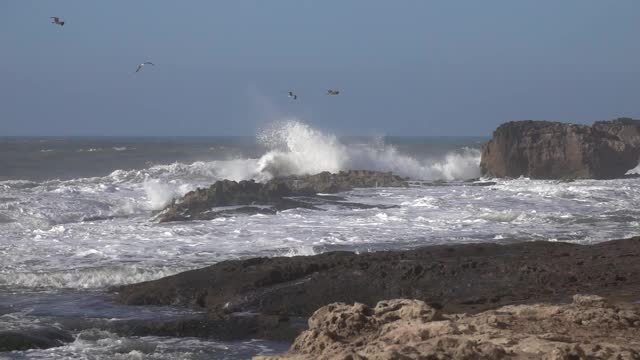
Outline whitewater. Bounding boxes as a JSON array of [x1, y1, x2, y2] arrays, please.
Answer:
[[1, 120, 639, 359]]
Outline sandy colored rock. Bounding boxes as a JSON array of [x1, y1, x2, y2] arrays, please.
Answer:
[[257, 295, 640, 360]]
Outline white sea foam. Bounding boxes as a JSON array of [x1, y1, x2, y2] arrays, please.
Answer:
[[626, 161, 640, 175], [255, 119, 481, 181], [1, 119, 639, 291], [144, 180, 181, 210], [7, 329, 286, 359], [0, 265, 188, 289]]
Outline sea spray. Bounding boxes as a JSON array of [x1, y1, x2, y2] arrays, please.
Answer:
[[144, 180, 179, 210], [256, 119, 348, 178], [255, 119, 481, 180]]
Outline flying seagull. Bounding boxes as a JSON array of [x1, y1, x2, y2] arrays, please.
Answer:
[[50, 17, 65, 26], [288, 91, 298, 100], [135, 62, 155, 73], [326, 89, 340, 96]]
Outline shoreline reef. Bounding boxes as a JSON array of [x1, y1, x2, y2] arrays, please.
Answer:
[[113, 236, 640, 354]]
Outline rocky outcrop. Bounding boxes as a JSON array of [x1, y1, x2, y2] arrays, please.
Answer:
[[0, 326, 74, 352], [256, 295, 640, 360], [116, 236, 640, 337], [594, 117, 640, 148], [158, 170, 407, 222], [480, 118, 640, 179], [273, 170, 408, 194]]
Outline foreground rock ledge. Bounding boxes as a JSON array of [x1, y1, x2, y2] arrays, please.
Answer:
[[256, 295, 640, 360], [480, 118, 640, 179], [116, 237, 640, 340]]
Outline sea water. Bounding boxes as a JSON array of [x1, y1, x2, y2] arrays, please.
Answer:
[[1, 120, 638, 359]]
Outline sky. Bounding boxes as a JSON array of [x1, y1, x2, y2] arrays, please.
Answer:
[[1, 0, 640, 136]]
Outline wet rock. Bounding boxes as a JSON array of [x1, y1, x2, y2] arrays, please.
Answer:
[[0, 326, 74, 352], [116, 237, 640, 329], [273, 170, 408, 194], [480, 118, 640, 179], [157, 179, 315, 222], [107, 314, 306, 342], [256, 295, 640, 359], [158, 170, 407, 222]]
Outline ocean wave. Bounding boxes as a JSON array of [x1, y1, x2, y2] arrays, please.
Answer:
[[0, 265, 188, 289], [255, 119, 481, 181], [0, 119, 482, 224], [1, 120, 480, 194], [10, 329, 285, 359]]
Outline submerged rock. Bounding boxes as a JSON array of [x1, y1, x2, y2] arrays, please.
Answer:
[[0, 326, 74, 352], [158, 170, 407, 222], [480, 118, 640, 179], [256, 295, 640, 359]]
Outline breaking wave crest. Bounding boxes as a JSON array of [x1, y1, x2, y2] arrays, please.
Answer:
[[0, 119, 481, 224], [255, 119, 481, 181]]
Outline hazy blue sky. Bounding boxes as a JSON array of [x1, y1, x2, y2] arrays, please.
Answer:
[[1, 1, 639, 136]]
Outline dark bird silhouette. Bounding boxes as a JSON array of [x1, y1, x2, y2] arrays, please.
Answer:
[[326, 89, 340, 96], [288, 91, 298, 100], [50, 17, 65, 26], [135, 62, 155, 73]]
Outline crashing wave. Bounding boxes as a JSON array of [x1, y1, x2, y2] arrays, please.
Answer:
[[255, 119, 481, 181]]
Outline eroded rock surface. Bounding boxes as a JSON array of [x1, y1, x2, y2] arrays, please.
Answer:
[[116, 237, 640, 329], [257, 295, 640, 360], [158, 170, 407, 222], [480, 118, 640, 179]]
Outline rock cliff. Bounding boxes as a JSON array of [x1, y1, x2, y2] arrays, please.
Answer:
[[480, 118, 640, 179]]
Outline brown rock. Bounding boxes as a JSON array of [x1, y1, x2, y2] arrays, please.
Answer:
[[480, 119, 640, 179], [256, 296, 640, 360]]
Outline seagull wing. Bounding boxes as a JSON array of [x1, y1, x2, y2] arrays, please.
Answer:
[[135, 64, 144, 72], [144, 62, 155, 66], [50, 17, 59, 22]]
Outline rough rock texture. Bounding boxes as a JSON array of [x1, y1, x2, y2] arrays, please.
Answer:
[[158, 170, 407, 222], [480, 118, 640, 179], [116, 236, 640, 339], [273, 170, 408, 194], [0, 326, 74, 352], [593, 117, 640, 148], [256, 295, 640, 360], [105, 314, 306, 342]]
